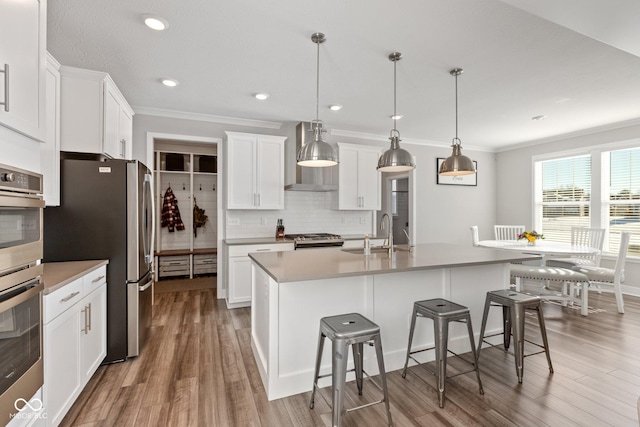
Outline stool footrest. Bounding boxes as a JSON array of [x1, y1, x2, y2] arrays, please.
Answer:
[[312, 369, 387, 412]]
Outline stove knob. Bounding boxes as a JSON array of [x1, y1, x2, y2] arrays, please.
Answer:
[[1, 173, 15, 182]]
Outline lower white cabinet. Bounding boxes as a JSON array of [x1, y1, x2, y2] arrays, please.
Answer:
[[226, 243, 293, 308], [43, 265, 107, 427]]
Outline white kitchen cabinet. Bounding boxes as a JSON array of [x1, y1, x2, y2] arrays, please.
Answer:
[[59, 66, 134, 159], [41, 52, 61, 206], [80, 283, 107, 383], [0, 0, 46, 142], [226, 243, 293, 308], [342, 238, 386, 249], [43, 265, 107, 427], [338, 143, 381, 210], [225, 132, 286, 210]]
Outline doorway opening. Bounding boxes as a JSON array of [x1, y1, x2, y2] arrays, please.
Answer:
[[146, 132, 222, 288], [379, 169, 416, 246]]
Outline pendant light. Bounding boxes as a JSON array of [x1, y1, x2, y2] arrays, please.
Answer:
[[439, 68, 475, 176], [297, 32, 338, 167], [377, 52, 415, 172]]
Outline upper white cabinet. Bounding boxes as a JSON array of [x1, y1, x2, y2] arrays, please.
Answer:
[[225, 132, 285, 210], [41, 52, 61, 206], [338, 143, 381, 210], [59, 66, 134, 159], [0, 0, 47, 142]]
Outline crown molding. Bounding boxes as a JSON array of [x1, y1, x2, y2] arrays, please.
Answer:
[[329, 128, 494, 152], [132, 106, 283, 129]]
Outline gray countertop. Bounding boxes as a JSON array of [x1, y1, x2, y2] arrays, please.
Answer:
[[43, 260, 109, 295], [249, 243, 541, 283]]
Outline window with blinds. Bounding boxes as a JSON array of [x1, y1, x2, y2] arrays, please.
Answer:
[[537, 155, 591, 243], [607, 147, 640, 254]]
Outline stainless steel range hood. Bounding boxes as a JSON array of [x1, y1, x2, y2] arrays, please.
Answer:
[[284, 122, 337, 191]]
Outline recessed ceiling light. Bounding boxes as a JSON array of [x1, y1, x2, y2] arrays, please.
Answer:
[[531, 115, 546, 121], [255, 93, 269, 100], [391, 114, 403, 120], [329, 105, 343, 111], [143, 14, 169, 31], [161, 79, 178, 87]]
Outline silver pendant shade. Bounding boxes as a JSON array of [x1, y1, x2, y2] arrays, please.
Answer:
[[439, 68, 475, 176], [377, 52, 415, 172], [297, 32, 338, 167]]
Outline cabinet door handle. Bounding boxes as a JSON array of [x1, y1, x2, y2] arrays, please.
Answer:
[[60, 291, 80, 303], [87, 303, 92, 332], [81, 305, 88, 334], [256, 248, 271, 252], [257, 193, 261, 207], [91, 275, 105, 283], [0, 64, 8, 112], [120, 139, 126, 158]]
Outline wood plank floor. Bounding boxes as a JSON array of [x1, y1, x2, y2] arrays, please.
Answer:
[[61, 286, 640, 426]]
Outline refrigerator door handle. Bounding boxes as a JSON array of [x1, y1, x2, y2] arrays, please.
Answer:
[[139, 280, 153, 292], [143, 173, 153, 265]]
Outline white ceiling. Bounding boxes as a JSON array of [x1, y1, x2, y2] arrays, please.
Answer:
[[47, 0, 640, 151]]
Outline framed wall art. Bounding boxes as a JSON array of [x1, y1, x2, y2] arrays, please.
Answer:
[[436, 158, 477, 186]]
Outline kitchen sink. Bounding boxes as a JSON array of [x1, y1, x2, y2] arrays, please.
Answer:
[[341, 246, 389, 255]]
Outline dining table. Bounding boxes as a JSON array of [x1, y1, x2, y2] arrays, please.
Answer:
[[476, 239, 600, 265]]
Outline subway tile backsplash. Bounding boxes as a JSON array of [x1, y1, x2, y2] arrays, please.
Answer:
[[226, 191, 373, 238]]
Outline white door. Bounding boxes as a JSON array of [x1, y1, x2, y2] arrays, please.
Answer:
[[81, 286, 107, 383], [359, 149, 381, 210], [103, 87, 120, 158], [228, 256, 252, 304], [338, 145, 360, 209], [227, 135, 257, 209], [256, 138, 284, 210]]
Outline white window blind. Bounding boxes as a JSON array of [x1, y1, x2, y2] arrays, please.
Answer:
[[538, 155, 591, 243], [608, 147, 640, 254]]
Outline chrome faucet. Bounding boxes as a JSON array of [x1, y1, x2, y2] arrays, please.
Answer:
[[380, 213, 393, 256]]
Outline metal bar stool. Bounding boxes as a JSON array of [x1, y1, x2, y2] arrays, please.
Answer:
[[401, 298, 484, 408], [309, 313, 392, 427], [477, 289, 554, 383]]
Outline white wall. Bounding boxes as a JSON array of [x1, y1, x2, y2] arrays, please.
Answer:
[[496, 122, 640, 294]]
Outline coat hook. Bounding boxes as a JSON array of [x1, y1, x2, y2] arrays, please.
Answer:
[[213, 184, 216, 191], [200, 183, 202, 191], [183, 182, 186, 190]]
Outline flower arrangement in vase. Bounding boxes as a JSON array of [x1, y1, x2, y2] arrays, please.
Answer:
[[518, 230, 544, 245]]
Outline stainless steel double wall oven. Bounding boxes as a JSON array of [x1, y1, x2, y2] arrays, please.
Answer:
[[0, 164, 44, 425]]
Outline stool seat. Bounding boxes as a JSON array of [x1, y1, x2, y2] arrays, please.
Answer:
[[310, 313, 392, 427], [320, 313, 380, 341], [402, 298, 483, 408], [415, 298, 470, 317], [485, 289, 542, 305], [478, 289, 553, 383]]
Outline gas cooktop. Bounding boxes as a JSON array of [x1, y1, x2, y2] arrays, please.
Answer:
[[284, 233, 344, 249]]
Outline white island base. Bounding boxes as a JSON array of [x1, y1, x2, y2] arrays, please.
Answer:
[[250, 250, 519, 401]]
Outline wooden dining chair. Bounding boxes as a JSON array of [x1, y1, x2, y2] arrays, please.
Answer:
[[546, 227, 605, 269], [494, 225, 525, 241], [573, 232, 630, 314]]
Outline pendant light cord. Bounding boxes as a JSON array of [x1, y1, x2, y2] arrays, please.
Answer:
[[454, 72, 458, 141], [316, 37, 320, 123], [393, 56, 397, 132]]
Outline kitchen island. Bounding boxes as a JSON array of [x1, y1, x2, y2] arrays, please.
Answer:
[[249, 243, 540, 400]]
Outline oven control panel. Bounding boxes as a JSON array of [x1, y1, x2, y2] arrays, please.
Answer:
[[0, 164, 42, 195]]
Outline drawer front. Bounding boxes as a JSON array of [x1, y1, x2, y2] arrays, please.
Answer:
[[159, 256, 190, 267], [158, 269, 189, 277], [193, 256, 216, 266], [194, 265, 216, 274], [44, 278, 84, 324], [228, 243, 294, 257], [83, 265, 107, 294]]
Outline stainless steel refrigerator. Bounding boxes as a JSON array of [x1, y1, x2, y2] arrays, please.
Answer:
[[44, 157, 154, 363]]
